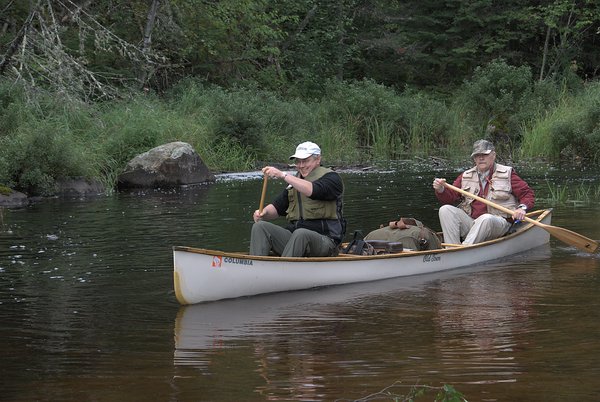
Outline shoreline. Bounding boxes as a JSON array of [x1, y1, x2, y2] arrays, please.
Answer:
[[0, 157, 593, 209]]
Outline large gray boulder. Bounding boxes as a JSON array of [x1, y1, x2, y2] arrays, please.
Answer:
[[0, 188, 29, 208], [117, 142, 215, 189], [57, 177, 105, 197]]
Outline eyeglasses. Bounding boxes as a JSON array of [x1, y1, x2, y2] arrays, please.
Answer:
[[295, 156, 315, 165]]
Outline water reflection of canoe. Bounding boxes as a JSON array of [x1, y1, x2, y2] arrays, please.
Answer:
[[174, 244, 552, 361], [173, 209, 552, 305]]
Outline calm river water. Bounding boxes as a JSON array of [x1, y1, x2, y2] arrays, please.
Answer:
[[1, 162, 600, 401]]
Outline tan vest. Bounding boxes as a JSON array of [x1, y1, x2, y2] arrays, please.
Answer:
[[458, 163, 518, 218], [286, 166, 338, 221]]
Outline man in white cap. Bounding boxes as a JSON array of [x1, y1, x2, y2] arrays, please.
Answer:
[[432, 139, 535, 245], [250, 141, 346, 257]]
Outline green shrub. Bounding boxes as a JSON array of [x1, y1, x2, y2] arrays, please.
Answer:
[[319, 79, 402, 147], [94, 97, 170, 167], [522, 82, 600, 163], [454, 59, 534, 140], [396, 92, 467, 155], [0, 121, 92, 195], [202, 138, 255, 172], [210, 97, 266, 158], [0, 184, 12, 196], [3, 71, 597, 195], [523, 79, 563, 116], [167, 82, 316, 166]]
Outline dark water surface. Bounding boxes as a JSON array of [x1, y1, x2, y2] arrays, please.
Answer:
[[1, 165, 600, 401]]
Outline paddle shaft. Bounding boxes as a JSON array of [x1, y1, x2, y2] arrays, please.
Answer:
[[441, 181, 532, 223], [258, 174, 268, 214], [441, 181, 599, 253]]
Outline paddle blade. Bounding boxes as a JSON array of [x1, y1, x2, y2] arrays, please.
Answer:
[[544, 224, 599, 253]]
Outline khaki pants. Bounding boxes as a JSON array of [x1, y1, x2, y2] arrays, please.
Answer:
[[249, 221, 337, 257], [439, 205, 510, 245]]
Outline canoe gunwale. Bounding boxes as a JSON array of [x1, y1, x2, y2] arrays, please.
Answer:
[[173, 209, 552, 262]]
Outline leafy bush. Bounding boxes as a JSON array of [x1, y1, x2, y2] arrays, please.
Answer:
[[551, 86, 600, 162], [454, 59, 534, 140], [0, 121, 92, 195], [0, 83, 100, 195], [94, 97, 170, 167], [209, 94, 266, 158], [316, 81, 471, 159], [522, 82, 600, 163], [320, 79, 401, 118], [2, 72, 598, 197], [316, 79, 412, 161], [396, 92, 467, 155], [167, 81, 315, 165], [523, 79, 563, 116]]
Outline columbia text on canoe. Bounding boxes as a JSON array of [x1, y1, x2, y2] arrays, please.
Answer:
[[211, 256, 254, 267]]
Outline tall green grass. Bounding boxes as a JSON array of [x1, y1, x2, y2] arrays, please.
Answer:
[[521, 81, 600, 161], [539, 181, 600, 205], [1, 69, 600, 196], [545, 181, 570, 204]]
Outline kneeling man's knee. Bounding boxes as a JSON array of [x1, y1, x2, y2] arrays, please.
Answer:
[[439, 204, 455, 217], [476, 213, 495, 223]]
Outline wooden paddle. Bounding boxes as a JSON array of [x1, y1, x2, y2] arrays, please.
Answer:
[[258, 174, 268, 214], [441, 181, 599, 253]]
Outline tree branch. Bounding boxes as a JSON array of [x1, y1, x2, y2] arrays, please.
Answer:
[[0, 1, 40, 76], [280, 5, 318, 53]]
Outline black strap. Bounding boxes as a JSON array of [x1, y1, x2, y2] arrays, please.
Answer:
[[342, 230, 364, 254], [296, 189, 304, 221], [398, 217, 430, 251]]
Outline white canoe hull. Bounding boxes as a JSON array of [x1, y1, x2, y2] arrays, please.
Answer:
[[174, 209, 552, 304]]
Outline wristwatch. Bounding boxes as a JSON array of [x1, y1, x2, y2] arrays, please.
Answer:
[[518, 204, 527, 210]]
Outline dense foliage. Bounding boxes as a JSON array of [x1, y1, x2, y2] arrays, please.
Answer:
[[2, 0, 599, 94], [1, 0, 599, 195]]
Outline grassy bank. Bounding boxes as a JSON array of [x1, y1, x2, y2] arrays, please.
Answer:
[[1, 60, 599, 196], [537, 181, 600, 206]]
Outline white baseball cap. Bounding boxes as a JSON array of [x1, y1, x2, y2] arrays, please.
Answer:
[[289, 141, 321, 159]]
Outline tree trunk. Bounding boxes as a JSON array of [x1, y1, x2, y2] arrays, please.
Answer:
[[280, 5, 317, 53], [142, 0, 161, 54], [539, 25, 551, 81], [272, 5, 317, 80], [139, 0, 161, 86]]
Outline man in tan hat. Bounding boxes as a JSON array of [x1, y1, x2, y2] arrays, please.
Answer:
[[432, 139, 534, 245], [249, 141, 346, 257]]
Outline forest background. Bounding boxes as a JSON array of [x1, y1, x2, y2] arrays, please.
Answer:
[[1, 0, 599, 196]]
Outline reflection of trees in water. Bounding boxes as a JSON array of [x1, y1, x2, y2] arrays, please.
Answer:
[[431, 255, 552, 382], [254, 341, 327, 401]]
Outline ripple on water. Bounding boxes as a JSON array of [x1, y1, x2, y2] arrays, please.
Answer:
[[1, 171, 600, 402]]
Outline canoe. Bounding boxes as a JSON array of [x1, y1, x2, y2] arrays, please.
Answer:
[[173, 209, 552, 305], [175, 244, 553, 360]]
